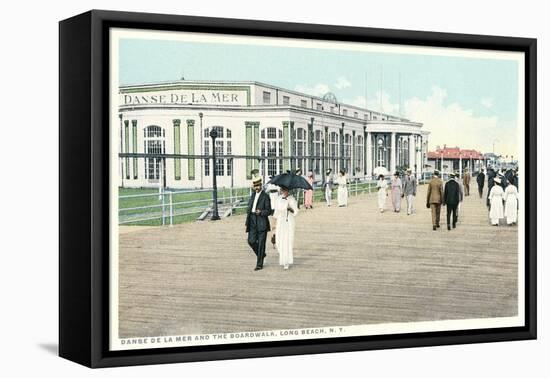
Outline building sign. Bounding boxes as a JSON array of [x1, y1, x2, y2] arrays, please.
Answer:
[[120, 88, 250, 106]]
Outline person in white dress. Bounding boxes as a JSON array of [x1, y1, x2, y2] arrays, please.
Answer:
[[376, 174, 388, 213], [488, 177, 505, 226], [273, 186, 299, 270], [504, 183, 518, 225], [324, 169, 333, 207], [336, 170, 348, 207]]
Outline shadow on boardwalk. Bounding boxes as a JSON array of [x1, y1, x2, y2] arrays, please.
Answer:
[[118, 182, 518, 338]]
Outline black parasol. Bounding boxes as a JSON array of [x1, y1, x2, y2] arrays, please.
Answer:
[[268, 171, 313, 190]]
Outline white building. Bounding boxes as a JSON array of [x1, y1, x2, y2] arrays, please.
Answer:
[[118, 80, 430, 189]]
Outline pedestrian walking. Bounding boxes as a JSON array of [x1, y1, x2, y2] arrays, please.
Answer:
[[443, 173, 461, 230], [463, 169, 471, 196], [336, 170, 348, 207], [391, 172, 402, 212], [304, 171, 314, 209], [273, 186, 299, 270], [402, 168, 417, 215], [324, 168, 333, 207], [426, 170, 444, 230], [488, 177, 505, 226], [245, 176, 273, 271], [504, 182, 518, 225], [377, 174, 388, 213], [476, 169, 485, 198]]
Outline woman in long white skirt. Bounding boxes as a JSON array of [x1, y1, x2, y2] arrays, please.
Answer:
[[390, 172, 402, 212], [274, 186, 299, 270], [488, 178, 504, 226], [324, 169, 333, 207], [376, 174, 388, 213], [504, 183, 518, 225], [336, 170, 348, 207]]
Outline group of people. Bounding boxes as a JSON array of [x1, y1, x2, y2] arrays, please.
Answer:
[[244, 165, 520, 271], [376, 168, 418, 214], [244, 167, 351, 271], [425, 170, 464, 231], [485, 167, 519, 226], [424, 166, 519, 230], [323, 168, 349, 207]]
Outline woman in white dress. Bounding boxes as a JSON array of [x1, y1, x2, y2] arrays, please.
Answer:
[[376, 174, 388, 213], [336, 170, 348, 207], [504, 183, 518, 225], [324, 169, 333, 207], [273, 186, 299, 270], [488, 177, 505, 226], [390, 172, 402, 212]]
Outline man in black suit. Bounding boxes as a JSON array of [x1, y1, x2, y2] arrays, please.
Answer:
[[476, 169, 485, 198], [245, 176, 273, 271], [443, 173, 461, 230]]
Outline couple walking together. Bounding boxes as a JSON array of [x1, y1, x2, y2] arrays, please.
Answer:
[[245, 176, 298, 271]]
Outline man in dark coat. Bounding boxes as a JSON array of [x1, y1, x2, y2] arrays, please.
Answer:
[[476, 169, 485, 198], [426, 170, 444, 230], [443, 173, 461, 230], [462, 169, 471, 196], [499, 169, 508, 189], [245, 176, 273, 271]]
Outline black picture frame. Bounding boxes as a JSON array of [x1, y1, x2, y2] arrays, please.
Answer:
[[59, 9, 537, 368]]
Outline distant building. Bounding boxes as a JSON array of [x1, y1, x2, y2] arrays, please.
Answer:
[[426, 145, 485, 175], [118, 80, 430, 189]]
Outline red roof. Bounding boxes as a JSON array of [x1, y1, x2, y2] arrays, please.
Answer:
[[427, 146, 484, 160]]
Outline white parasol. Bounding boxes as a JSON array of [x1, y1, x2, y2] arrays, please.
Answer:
[[373, 166, 389, 177]]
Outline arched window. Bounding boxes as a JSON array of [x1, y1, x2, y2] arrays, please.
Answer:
[[329, 131, 339, 173], [313, 130, 322, 175], [294, 127, 307, 173], [203, 126, 232, 177], [143, 125, 165, 181], [376, 135, 389, 168], [397, 136, 409, 168], [397, 137, 403, 166], [404, 138, 409, 168], [343, 133, 352, 173], [261, 127, 283, 177], [355, 135, 364, 174]]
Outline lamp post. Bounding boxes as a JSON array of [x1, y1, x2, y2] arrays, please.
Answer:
[[210, 128, 220, 220]]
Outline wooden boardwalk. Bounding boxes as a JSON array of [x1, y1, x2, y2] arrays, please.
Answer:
[[118, 182, 518, 338]]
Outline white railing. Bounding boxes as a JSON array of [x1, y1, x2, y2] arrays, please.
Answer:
[[119, 176, 426, 226], [119, 187, 252, 225]]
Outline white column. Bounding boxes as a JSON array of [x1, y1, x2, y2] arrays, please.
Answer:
[[390, 132, 396, 174], [459, 157, 462, 178], [419, 136, 423, 175], [409, 134, 415, 171], [366, 132, 372, 177]]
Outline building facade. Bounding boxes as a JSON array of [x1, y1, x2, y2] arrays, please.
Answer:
[[118, 81, 430, 189], [426, 146, 485, 176]]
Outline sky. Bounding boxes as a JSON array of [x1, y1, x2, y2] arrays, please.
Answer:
[[119, 38, 521, 157]]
